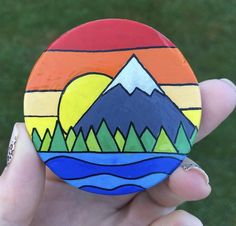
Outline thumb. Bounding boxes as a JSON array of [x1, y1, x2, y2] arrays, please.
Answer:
[[0, 123, 45, 226]]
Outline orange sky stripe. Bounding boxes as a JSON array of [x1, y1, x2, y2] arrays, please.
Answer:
[[26, 48, 197, 91]]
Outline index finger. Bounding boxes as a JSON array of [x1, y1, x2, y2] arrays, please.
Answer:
[[196, 79, 236, 142]]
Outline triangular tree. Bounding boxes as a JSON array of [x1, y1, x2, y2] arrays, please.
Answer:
[[175, 123, 191, 154], [32, 128, 41, 151], [86, 128, 101, 152], [72, 130, 88, 152], [141, 128, 156, 152], [114, 129, 125, 151], [66, 127, 76, 151], [50, 121, 68, 152], [123, 124, 144, 152], [153, 128, 177, 153], [40, 129, 52, 152], [96, 121, 119, 152], [190, 127, 198, 145]]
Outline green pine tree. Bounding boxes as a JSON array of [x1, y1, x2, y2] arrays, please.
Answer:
[[175, 124, 191, 154], [141, 128, 156, 152], [66, 127, 76, 151], [123, 124, 144, 152], [190, 127, 198, 145], [40, 129, 52, 152], [114, 129, 125, 151], [72, 131, 88, 152], [50, 121, 68, 152], [86, 128, 101, 152], [96, 121, 119, 152], [32, 128, 41, 151], [153, 128, 177, 153]]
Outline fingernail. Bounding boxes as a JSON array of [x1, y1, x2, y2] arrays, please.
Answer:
[[7, 124, 19, 166], [181, 158, 209, 184], [220, 78, 236, 93]]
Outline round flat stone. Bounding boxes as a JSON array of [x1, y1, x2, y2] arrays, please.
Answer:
[[24, 19, 202, 195]]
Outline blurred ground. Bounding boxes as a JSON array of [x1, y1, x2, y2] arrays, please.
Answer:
[[0, 1, 235, 225]]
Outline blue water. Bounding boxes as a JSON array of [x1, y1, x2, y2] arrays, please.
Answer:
[[39, 153, 186, 195]]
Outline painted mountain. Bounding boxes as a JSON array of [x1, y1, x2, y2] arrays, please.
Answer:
[[74, 55, 196, 152]]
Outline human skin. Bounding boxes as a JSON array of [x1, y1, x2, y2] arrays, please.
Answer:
[[0, 79, 235, 226]]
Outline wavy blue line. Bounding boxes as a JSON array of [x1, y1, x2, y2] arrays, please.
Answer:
[[63, 172, 167, 180], [80, 184, 144, 195], [65, 173, 167, 189], [46, 156, 181, 179]]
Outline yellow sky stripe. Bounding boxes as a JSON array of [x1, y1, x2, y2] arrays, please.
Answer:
[[24, 92, 61, 116], [25, 117, 58, 137], [161, 86, 201, 109], [24, 85, 201, 116]]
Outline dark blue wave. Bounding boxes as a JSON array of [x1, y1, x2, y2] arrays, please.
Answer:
[[46, 156, 181, 180], [79, 184, 145, 195], [65, 173, 167, 190], [45, 155, 182, 167], [39, 152, 186, 165]]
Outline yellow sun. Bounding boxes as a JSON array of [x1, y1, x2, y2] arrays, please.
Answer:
[[59, 74, 112, 132]]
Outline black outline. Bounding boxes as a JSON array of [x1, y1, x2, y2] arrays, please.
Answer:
[[47, 45, 176, 53], [38, 151, 186, 155], [43, 155, 184, 166], [78, 184, 145, 191], [24, 115, 58, 118], [25, 90, 62, 93], [63, 172, 170, 181], [159, 83, 198, 86], [180, 107, 202, 111]]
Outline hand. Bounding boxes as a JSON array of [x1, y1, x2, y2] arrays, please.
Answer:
[[0, 79, 235, 226]]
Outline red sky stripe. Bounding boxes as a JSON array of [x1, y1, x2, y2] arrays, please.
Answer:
[[47, 19, 175, 51]]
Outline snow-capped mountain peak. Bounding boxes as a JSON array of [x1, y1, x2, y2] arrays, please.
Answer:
[[103, 55, 163, 95]]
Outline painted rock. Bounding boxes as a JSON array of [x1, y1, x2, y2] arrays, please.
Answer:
[[24, 19, 202, 195]]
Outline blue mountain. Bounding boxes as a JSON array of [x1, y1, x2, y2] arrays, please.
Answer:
[[74, 55, 195, 141]]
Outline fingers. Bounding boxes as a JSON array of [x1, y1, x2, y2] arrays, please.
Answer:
[[150, 210, 203, 226], [196, 79, 236, 142], [122, 158, 210, 225], [0, 123, 45, 226], [146, 158, 211, 208]]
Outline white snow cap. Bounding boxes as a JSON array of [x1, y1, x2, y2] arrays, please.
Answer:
[[103, 55, 163, 95]]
